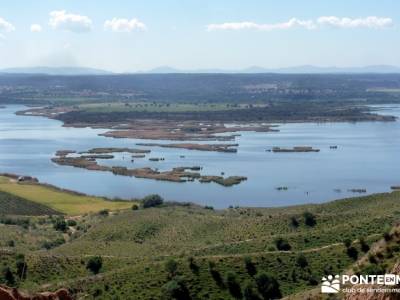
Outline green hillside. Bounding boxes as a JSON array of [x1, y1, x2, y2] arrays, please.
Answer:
[[1, 191, 399, 299]]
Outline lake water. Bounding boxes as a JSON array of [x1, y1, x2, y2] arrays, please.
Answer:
[[1, 105, 399, 208]]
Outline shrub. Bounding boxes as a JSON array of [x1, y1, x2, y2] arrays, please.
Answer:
[[2, 267, 14, 285], [208, 261, 224, 287], [86, 256, 103, 274], [142, 194, 164, 208], [290, 216, 299, 228], [131, 204, 139, 210], [243, 281, 261, 300], [165, 259, 178, 278], [343, 238, 352, 248], [66, 219, 77, 227], [308, 274, 319, 286], [225, 271, 242, 299], [296, 254, 308, 268], [274, 237, 291, 251], [7, 240, 15, 247], [383, 232, 392, 241], [360, 263, 385, 275], [303, 211, 316, 227], [98, 209, 109, 216], [161, 276, 191, 300], [188, 257, 199, 274], [359, 237, 370, 253], [15, 254, 27, 279], [368, 254, 378, 264], [244, 256, 257, 276], [255, 272, 282, 300], [346, 246, 359, 260], [42, 238, 65, 250], [53, 218, 67, 232]]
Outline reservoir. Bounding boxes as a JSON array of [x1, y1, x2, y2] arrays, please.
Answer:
[[1, 104, 399, 208]]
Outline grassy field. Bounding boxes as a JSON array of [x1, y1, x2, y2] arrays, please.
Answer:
[[1, 190, 400, 299], [0, 176, 133, 215], [0, 190, 60, 216]]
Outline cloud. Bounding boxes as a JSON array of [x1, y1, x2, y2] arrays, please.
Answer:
[[104, 18, 146, 32], [207, 18, 315, 31], [0, 17, 15, 32], [30, 24, 42, 33], [317, 16, 393, 29], [49, 10, 92, 33], [207, 16, 393, 31]]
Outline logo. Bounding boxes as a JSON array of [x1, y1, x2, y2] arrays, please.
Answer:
[[321, 275, 340, 294]]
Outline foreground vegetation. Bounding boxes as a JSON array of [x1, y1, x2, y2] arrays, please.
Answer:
[[1, 183, 400, 299], [0, 176, 132, 215]]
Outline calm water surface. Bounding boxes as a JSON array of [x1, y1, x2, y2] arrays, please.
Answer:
[[0, 105, 399, 208]]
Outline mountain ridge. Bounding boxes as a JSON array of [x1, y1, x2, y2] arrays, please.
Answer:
[[2, 65, 400, 75]]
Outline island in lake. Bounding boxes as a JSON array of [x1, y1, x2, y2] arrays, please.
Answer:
[[52, 147, 247, 186]]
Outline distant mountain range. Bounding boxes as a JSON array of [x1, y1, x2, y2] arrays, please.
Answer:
[[0, 66, 113, 75], [2, 65, 400, 75], [144, 65, 400, 74]]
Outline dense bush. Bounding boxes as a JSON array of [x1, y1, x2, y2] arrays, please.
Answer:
[[296, 254, 308, 268], [244, 256, 257, 276], [161, 276, 191, 300], [165, 259, 178, 278], [86, 256, 103, 274], [255, 272, 281, 300], [243, 280, 261, 300], [225, 271, 242, 299], [1, 267, 14, 286], [66, 219, 77, 227], [142, 194, 164, 208], [274, 237, 291, 251], [53, 218, 67, 232], [346, 246, 359, 260], [303, 211, 316, 227]]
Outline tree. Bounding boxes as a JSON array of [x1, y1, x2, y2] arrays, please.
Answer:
[[161, 276, 191, 300], [86, 256, 103, 274], [290, 216, 299, 228], [295, 254, 308, 268], [2, 267, 14, 285], [16, 254, 27, 279], [343, 238, 352, 248], [53, 218, 67, 232], [98, 209, 109, 216], [244, 256, 257, 276], [188, 257, 199, 275], [225, 271, 242, 299], [165, 259, 178, 278], [243, 281, 261, 300], [66, 219, 77, 227], [275, 237, 291, 251], [142, 194, 164, 208], [303, 211, 316, 227], [255, 272, 282, 300], [359, 237, 370, 253], [208, 261, 224, 287], [347, 246, 359, 260]]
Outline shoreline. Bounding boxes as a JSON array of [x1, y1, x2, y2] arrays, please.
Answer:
[[1, 172, 398, 212]]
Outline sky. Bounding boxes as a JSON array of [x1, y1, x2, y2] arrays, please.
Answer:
[[0, 0, 399, 72]]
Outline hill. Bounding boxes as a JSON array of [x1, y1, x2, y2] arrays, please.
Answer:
[[0, 191, 399, 299]]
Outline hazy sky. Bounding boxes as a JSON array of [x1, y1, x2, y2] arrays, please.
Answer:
[[0, 0, 399, 72]]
